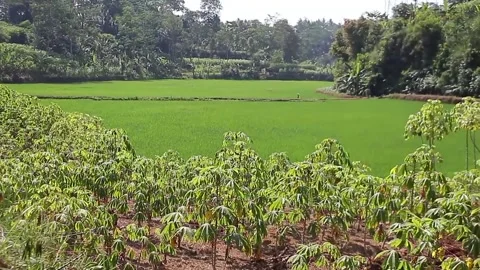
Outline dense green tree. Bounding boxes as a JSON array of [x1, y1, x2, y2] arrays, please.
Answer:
[[0, 0, 7, 21], [296, 19, 340, 64], [331, 0, 480, 97], [200, 0, 222, 56], [392, 2, 416, 19], [99, 0, 121, 34], [32, 0, 80, 56], [276, 20, 300, 63], [4, 0, 32, 24], [0, 0, 338, 82]]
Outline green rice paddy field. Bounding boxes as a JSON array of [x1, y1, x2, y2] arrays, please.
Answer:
[[9, 80, 333, 99], [10, 80, 476, 176]]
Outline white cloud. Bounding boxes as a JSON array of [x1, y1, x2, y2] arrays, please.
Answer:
[[184, 0, 442, 23]]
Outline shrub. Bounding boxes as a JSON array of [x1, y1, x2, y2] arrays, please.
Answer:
[[0, 21, 32, 44]]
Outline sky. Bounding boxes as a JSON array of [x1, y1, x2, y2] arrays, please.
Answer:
[[184, 0, 441, 24]]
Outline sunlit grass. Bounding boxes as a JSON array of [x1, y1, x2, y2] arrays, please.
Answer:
[[40, 98, 472, 176], [11, 79, 333, 99]]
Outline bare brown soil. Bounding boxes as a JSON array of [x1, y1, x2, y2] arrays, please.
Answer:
[[114, 212, 466, 270]]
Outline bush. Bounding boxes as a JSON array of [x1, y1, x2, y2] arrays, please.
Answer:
[[331, 1, 480, 97], [184, 58, 334, 81], [0, 43, 126, 82], [0, 21, 32, 44]]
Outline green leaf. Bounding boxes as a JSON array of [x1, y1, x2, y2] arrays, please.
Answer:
[[389, 238, 403, 248], [123, 262, 136, 270], [194, 223, 215, 243], [287, 254, 309, 270]]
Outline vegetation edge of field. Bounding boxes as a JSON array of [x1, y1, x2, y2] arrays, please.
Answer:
[[32, 95, 333, 102]]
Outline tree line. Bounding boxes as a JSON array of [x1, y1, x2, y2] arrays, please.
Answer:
[[331, 0, 480, 97], [3, 0, 480, 97], [0, 0, 339, 82]]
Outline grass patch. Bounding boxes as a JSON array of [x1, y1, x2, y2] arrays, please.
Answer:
[[9, 79, 333, 99], [40, 98, 475, 176]]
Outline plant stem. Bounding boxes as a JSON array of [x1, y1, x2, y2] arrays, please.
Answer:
[[224, 244, 230, 270], [302, 219, 306, 243], [363, 207, 368, 253], [381, 234, 388, 250], [212, 240, 216, 270], [467, 130, 470, 171], [471, 130, 478, 169], [411, 163, 416, 211], [275, 230, 279, 257]]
